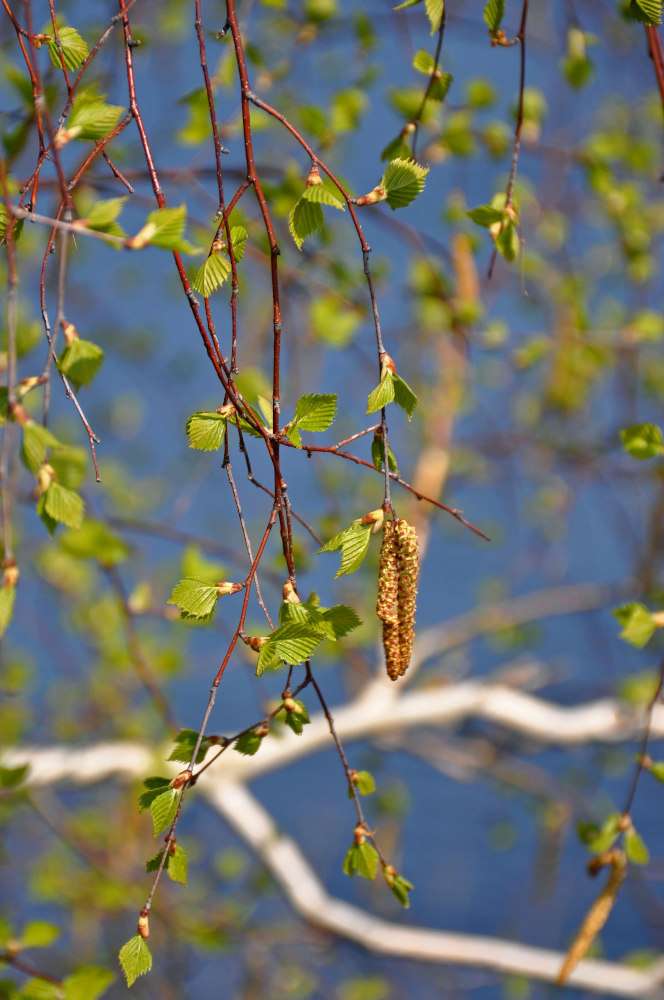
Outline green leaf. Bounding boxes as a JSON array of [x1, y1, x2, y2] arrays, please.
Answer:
[[467, 204, 506, 227], [412, 49, 435, 74], [371, 435, 398, 473], [168, 844, 188, 884], [285, 392, 337, 447], [67, 93, 124, 141], [0, 205, 24, 243], [230, 225, 248, 262], [289, 198, 324, 250], [168, 729, 211, 765], [621, 423, 664, 460], [271, 622, 326, 663], [367, 373, 396, 414], [150, 788, 178, 836], [284, 700, 311, 735], [59, 520, 129, 565], [355, 771, 376, 796], [49, 445, 87, 490], [318, 522, 373, 578], [234, 730, 263, 756], [613, 603, 657, 648], [167, 578, 220, 621], [343, 842, 379, 879], [40, 482, 84, 530], [185, 411, 228, 451], [380, 135, 413, 162], [57, 339, 104, 390], [301, 185, 346, 211], [118, 936, 152, 988], [484, 0, 505, 33], [85, 196, 127, 237], [62, 966, 115, 1000], [392, 374, 418, 419], [387, 872, 414, 907], [393, 0, 423, 9], [320, 604, 362, 639], [20, 922, 60, 949], [580, 812, 621, 853], [624, 826, 650, 865], [0, 583, 16, 638], [138, 776, 172, 811], [424, 0, 444, 32], [192, 253, 231, 297], [145, 205, 198, 253], [627, 0, 662, 23], [21, 423, 61, 474], [495, 221, 520, 262], [381, 159, 429, 210], [256, 642, 284, 676], [47, 26, 89, 70], [0, 764, 29, 787], [649, 761, 664, 782]]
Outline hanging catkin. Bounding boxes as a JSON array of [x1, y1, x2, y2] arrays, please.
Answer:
[[376, 518, 419, 680]]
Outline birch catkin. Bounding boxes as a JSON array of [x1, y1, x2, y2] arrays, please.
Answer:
[[377, 518, 419, 681]]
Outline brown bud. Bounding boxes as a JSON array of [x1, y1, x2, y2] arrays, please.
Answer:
[[306, 163, 323, 187], [172, 770, 190, 790], [216, 404, 236, 419], [283, 696, 298, 713], [216, 581, 243, 596], [354, 823, 367, 845], [356, 186, 387, 207], [282, 579, 300, 604], [379, 352, 397, 378], [2, 564, 19, 590], [137, 914, 150, 939], [124, 222, 157, 250], [254, 722, 270, 738], [62, 320, 78, 346], [211, 238, 227, 254]]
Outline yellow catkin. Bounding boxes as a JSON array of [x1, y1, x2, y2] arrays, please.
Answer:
[[557, 850, 626, 986], [377, 519, 400, 680], [376, 518, 419, 681], [395, 519, 418, 677]]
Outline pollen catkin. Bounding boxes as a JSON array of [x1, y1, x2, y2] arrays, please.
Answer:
[[376, 517, 419, 681], [395, 519, 418, 678]]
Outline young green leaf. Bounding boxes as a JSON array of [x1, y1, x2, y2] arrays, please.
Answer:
[[191, 254, 231, 297], [289, 198, 324, 250], [484, 0, 505, 33], [380, 134, 413, 162], [168, 844, 188, 885], [84, 197, 128, 237], [343, 842, 379, 879], [301, 185, 346, 211], [20, 921, 60, 948], [59, 520, 129, 565], [234, 730, 264, 756], [624, 826, 650, 865], [393, 0, 423, 9], [145, 205, 199, 253], [467, 204, 506, 227], [367, 373, 396, 414], [22, 422, 61, 474], [0, 763, 29, 787], [0, 205, 24, 243], [285, 392, 338, 446], [613, 603, 657, 648], [392, 374, 418, 419], [185, 411, 228, 451], [354, 771, 376, 796], [318, 522, 373, 578], [495, 221, 520, 262], [118, 935, 152, 988], [47, 26, 89, 70], [269, 622, 326, 663], [57, 339, 104, 390], [621, 423, 664, 460], [62, 966, 115, 1000], [167, 578, 220, 621], [255, 641, 284, 676], [150, 788, 178, 836], [425, 0, 444, 31], [381, 159, 429, 210], [627, 0, 662, 23], [138, 777, 173, 812], [230, 225, 248, 262], [167, 729, 211, 765], [284, 700, 310, 735], [649, 761, 664, 782], [371, 434, 398, 473], [320, 604, 362, 639], [0, 581, 16, 638], [386, 871, 414, 907], [38, 481, 84, 531], [580, 812, 621, 854], [67, 93, 124, 141]]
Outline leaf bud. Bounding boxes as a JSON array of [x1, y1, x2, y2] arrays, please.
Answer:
[[124, 222, 157, 250], [255, 722, 270, 738], [282, 579, 300, 603], [216, 581, 242, 596], [2, 563, 19, 590], [306, 163, 323, 187], [62, 320, 79, 346], [211, 237, 227, 254], [37, 463, 56, 495], [283, 696, 298, 713], [379, 352, 397, 379], [137, 914, 150, 939], [360, 508, 385, 534], [356, 185, 387, 207], [353, 822, 367, 845], [216, 403, 236, 419], [172, 770, 190, 790], [246, 636, 269, 652], [30, 33, 51, 47]]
